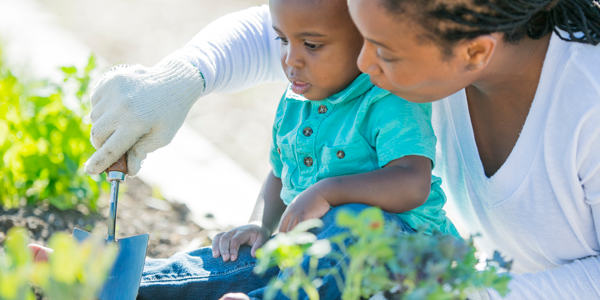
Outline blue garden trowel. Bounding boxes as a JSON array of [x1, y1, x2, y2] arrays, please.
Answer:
[[74, 155, 149, 300]]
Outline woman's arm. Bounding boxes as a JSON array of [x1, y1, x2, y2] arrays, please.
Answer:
[[489, 255, 600, 300], [86, 5, 284, 175], [175, 4, 286, 95]]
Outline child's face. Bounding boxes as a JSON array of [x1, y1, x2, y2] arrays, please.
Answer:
[[270, 0, 364, 100]]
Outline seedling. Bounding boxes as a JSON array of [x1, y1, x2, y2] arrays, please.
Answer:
[[0, 227, 117, 300], [255, 208, 511, 300]]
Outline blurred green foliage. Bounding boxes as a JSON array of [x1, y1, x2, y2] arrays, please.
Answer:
[[0, 228, 34, 300], [0, 227, 116, 300], [335, 207, 511, 300], [255, 219, 332, 300], [0, 50, 108, 211], [256, 208, 511, 300]]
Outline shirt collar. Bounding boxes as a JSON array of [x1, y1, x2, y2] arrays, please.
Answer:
[[326, 73, 373, 104], [285, 73, 374, 104]]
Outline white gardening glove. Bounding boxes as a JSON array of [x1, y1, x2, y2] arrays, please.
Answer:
[[85, 55, 205, 176]]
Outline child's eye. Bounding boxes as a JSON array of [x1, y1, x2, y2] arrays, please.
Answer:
[[304, 42, 323, 50], [275, 36, 289, 45]]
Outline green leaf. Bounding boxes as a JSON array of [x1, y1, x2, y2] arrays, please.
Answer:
[[0, 51, 108, 211], [85, 54, 97, 73], [61, 66, 77, 75], [307, 240, 331, 258], [290, 219, 323, 234], [5, 227, 32, 266]]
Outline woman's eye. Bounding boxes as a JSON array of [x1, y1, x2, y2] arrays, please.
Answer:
[[304, 42, 323, 50], [376, 50, 396, 63], [275, 36, 289, 45]]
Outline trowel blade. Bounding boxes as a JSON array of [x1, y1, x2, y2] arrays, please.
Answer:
[[73, 228, 95, 242], [73, 228, 149, 300]]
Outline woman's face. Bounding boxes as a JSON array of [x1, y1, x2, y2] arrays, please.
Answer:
[[348, 0, 478, 103]]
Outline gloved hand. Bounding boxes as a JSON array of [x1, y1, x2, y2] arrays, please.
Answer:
[[85, 55, 205, 176]]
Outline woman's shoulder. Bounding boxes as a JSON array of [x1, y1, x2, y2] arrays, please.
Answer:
[[554, 36, 600, 104], [542, 37, 600, 152]]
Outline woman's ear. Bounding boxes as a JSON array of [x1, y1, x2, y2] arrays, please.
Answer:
[[457, 34, 498, 72]]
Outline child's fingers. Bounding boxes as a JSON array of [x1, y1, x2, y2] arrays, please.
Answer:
[[219, 231, 236, 261], [212, 232, 224, 258], [229, 231, 250, 262], [27, 244, 53, 263], [278, 218, 288, 233], [286, 216, 299, 233], [278, 211, 291, 233], [250, 240, 264, 258]]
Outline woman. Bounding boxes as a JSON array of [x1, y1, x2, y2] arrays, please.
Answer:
[[83, 0, 600, 299]]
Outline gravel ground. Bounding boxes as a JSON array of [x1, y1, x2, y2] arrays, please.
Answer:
[[37, 0, 288, 180], [0, 177, 221, 259]]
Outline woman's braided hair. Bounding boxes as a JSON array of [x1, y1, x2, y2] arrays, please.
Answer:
[[382, 0, 600, 50]]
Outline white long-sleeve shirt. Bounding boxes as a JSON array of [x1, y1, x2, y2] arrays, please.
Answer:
[[173, 5, 600, 299]]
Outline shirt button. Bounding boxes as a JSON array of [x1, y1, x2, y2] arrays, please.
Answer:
[[303, 127, 313, 137], [318, 105, 328, 114], [277, 148, 281, 155], [304, 156, 313, 167], [337, 150, 345, 159]]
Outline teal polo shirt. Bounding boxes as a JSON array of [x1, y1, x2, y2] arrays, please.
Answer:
[[269, 73, 458, 236]]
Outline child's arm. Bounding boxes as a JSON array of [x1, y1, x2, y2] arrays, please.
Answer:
[[212, 171, 286, 261], [250, 172, 288, 235], [278, 155, 431, 233]]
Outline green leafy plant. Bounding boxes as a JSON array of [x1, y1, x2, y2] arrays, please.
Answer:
[[0, 51, 108, 211], [0, 227, 117, 300], [254, 219, 332, 300], [256, 208, 511, 300], [0, 228, 34, 300], [335, 207, 511, 300]]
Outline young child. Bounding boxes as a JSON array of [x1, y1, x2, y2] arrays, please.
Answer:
[[212, 0, 458, 264]]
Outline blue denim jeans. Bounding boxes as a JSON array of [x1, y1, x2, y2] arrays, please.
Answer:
[[138, 204, 414, 300]]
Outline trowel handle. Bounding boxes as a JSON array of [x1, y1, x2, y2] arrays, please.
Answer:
[[106, 154, 127, 243], [107, 154, 128, 174], [106, 154, 127, 183]]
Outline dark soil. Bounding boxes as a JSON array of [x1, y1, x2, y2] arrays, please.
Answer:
[[0, 177, 220, 259]]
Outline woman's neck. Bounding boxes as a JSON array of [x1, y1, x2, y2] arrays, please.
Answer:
[[464, 33, 551, 177], [469, 34, 552, 103]]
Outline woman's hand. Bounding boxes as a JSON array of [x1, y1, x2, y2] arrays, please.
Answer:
[[212, 223, 270, 261], [85, 56, 205, 176], [278, 185, 331, 233]]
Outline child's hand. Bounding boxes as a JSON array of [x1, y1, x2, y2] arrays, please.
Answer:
[[212, 224, 270, 261], [278, 187, 331, 233]]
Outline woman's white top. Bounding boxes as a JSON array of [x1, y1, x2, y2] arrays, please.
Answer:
[[433, 33, 600, 299], [174, 5, 600, 299]]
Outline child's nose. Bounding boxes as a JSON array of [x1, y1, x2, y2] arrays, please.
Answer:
[[284, 47, 305, 69]]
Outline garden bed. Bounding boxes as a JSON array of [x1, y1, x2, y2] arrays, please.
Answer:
[[0, 177, 223, 259]]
